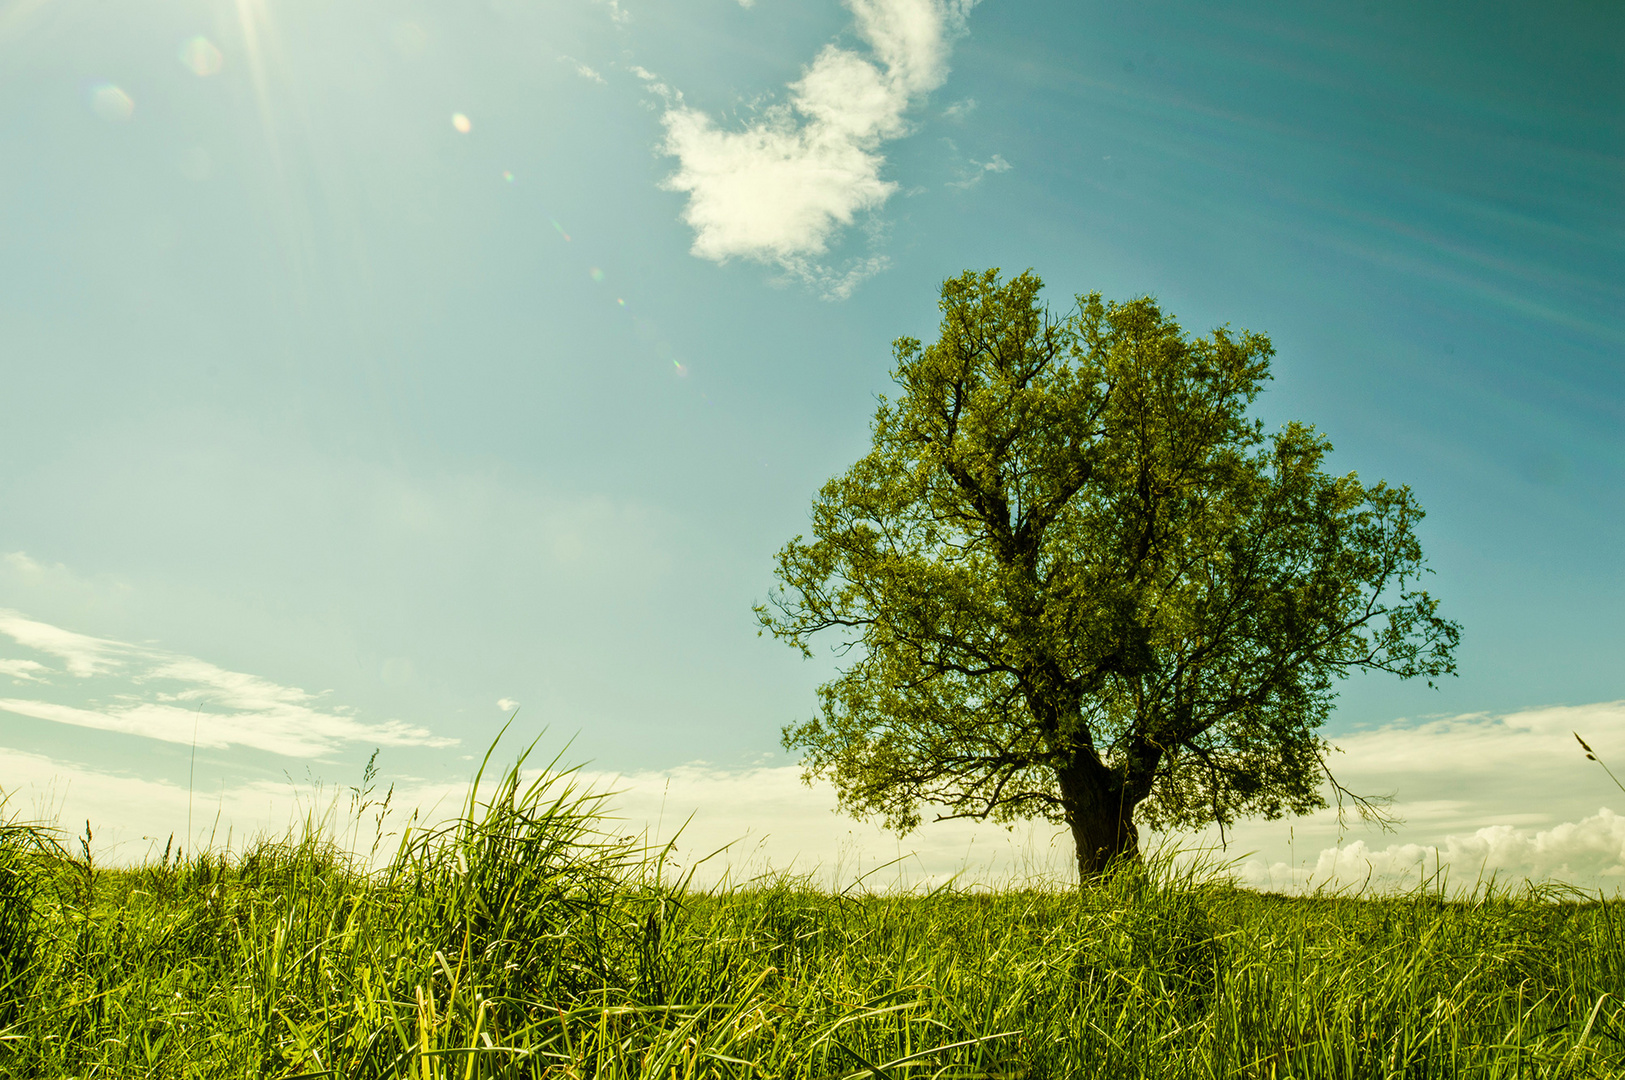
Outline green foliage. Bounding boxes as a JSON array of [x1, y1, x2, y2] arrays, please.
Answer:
[[0, 751, 1621, 1077], [0, 820, 54, 1029], [759, 268, 1461, 873]]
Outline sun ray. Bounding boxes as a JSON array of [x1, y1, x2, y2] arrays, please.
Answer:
[[230, 0, 323, 313]]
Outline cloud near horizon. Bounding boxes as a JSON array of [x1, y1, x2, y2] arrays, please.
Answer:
[[600, 703, 1625, 891], [2, 665, 1621, 892], [655, 0, 975, 296], [0, 609, 454, 759], [1310, 809, 1625, 886], [7, 720, 1625, 892]]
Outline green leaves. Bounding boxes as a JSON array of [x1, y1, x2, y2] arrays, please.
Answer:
[[761, 269, 1460, 873]]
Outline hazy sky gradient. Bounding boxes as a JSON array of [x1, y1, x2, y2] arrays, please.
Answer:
[[1, 0, 1620, 884]]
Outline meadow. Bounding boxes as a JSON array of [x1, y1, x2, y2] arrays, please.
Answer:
[[0, 744, 1620, 1078]]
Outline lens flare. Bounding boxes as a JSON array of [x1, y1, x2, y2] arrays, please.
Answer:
[[91, 83, 134, 121], [501, 170, 514, 182], [673, 361, 688, 377], [551, 219, 571, 241], [179, 36, 224, 76], [589, 268, 604, 282], [451, 112, 472, 133]]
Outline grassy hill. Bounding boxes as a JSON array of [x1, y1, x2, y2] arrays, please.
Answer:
[[0, 751, 1620, 1078]]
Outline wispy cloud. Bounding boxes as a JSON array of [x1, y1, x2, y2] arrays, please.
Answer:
[[655, 0, 975, 296], [0, 659, 48, 682], [561, 56, 606, 84], [1326, 701, 1625, 791], [947, 152, 1010, 189], [594, 0, 630, 25], [0, 610, 131, 677], [0, 609, 453, 758]]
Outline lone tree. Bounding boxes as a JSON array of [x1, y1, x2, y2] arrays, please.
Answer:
[[758, 269, 1460, 879]]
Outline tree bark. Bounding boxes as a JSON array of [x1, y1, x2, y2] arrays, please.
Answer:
[[1056, 753, 1140, 879]]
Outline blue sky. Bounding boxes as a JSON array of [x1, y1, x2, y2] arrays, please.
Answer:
[[1, 0, 1621, 885]]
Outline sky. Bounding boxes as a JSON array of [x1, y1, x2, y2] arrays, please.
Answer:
[[0, 0, 1621, 890]]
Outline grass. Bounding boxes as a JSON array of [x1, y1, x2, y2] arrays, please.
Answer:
[[0, 739, 1621, 1078]]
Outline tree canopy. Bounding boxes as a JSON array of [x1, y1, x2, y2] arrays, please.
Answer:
[[758, 269, 1460, 878]]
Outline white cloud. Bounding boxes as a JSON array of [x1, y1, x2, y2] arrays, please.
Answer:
[[496, 698, 519, 712], [0, 610, 132, 677], [594, 762, 1082, 888], [777, 252, 893, 301], [0, 659, 48, 682], [595, 0, 630, 25], [602, 707, 1625, 892], [947, 151, 1010, 189], [1221, 811, 1625, 895], [8, 687, 1624, 893], [1192, 701, 1625, 893], [3, 552, 43, 575], [0, 742, 476, 862], [0, 609, 454, 758], [1311, 701, 1625, 829], [561, 56, 606, 83], [600, 701, 1625, 891], [657, 0, 975, 293], [1316, 810, 1625, 883]]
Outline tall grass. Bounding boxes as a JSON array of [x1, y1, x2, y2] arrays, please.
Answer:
[[0, 742, 1620, 1078]]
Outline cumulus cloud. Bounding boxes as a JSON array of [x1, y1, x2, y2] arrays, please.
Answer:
[[657, 0, 975, 295], [1225, 810, 1625, 895], [1198, 701, 1625, 893], [1315, 810, 1625, 884], [0, 609, 453, 759]]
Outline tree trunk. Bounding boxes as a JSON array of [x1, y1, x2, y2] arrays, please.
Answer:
[[1056, 754, 1140, 879]]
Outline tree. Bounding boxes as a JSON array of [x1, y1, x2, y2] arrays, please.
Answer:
[[757, 269, 1460, 879]]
